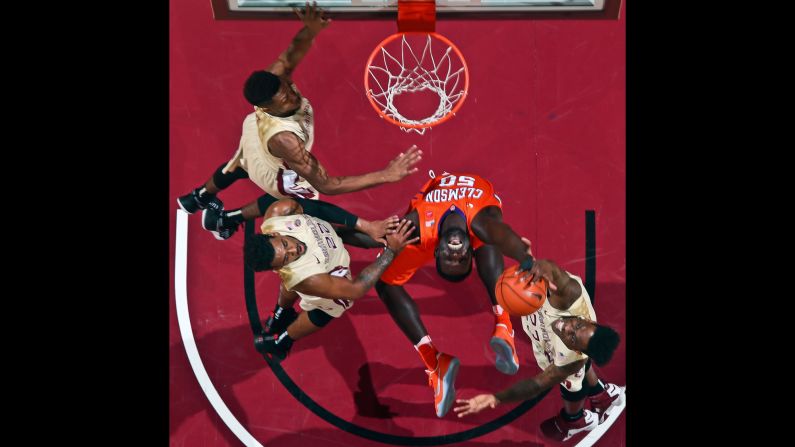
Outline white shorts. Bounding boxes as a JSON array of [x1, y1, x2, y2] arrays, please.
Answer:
[[297, 291, 353, 318], [223, 145, 319, 201]]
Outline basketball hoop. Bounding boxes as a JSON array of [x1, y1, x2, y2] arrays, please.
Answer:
[[364, 1, 469, 134]]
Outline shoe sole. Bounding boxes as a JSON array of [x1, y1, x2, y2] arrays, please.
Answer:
[[202, 209, 226, 241], [490, 336, 519, 375], [436, 357, 460, 418]]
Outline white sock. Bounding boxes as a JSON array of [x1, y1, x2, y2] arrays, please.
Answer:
[[414, 335, 432, 350]]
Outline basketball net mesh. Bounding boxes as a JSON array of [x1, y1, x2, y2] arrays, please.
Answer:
[[366, 34, 467, 134]]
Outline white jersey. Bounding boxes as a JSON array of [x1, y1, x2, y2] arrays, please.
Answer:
[[520, 273, 596, 391], [224, 83, 318, 200], [261, 214, 352, 317]]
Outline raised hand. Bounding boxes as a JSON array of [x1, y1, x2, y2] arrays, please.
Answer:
[[520, 237, 534, 259], [516, 257, 558, 291], [381, 145, 423, 183], [453, 394, 499, 417], [357, 215, 400, 246], [294, 1, 331, 35], [385, 219, 419, 253]]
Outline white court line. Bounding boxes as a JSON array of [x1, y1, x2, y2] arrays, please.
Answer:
[[175, 210, 264, 447], [574, 387, 626, 447]]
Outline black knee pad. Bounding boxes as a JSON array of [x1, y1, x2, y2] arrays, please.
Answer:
[[307, 309, 334, 327], [212, 163, 249, 189], [256, 195, 279, 216], [560, 382, 590, 402]]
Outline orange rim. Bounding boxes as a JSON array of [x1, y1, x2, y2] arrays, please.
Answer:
[[364, 32, 469, 130]]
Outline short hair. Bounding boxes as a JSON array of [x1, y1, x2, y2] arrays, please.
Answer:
[[434, 227, 473, 282], [244, 234, 276, 271], [584, 324, 620, 366], [435, 255, 472, 282], [243, 71, 280, 106]]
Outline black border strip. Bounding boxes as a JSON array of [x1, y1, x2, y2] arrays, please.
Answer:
[[585, 210, 596, 303]]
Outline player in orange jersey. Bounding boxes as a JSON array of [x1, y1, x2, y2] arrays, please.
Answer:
[[375, 171, 541, 417]]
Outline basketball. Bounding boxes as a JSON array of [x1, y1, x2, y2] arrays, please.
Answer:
[[495, 264, 548, 316]]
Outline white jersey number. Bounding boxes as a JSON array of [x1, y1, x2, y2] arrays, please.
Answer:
[[439, 174, 475, 188]]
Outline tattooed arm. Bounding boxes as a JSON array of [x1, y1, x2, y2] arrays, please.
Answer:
[[292, 219, 419, 300], [494, 360, 586, 403], [453, 359, 587, 417]]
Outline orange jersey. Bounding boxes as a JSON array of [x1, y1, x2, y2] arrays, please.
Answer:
[[380, 173, 502, 286]]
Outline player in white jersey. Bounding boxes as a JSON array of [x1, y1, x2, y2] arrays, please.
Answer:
[[244, 198, 418, 360], [454, 259, 625, 442], [177, 2, 423, 238]]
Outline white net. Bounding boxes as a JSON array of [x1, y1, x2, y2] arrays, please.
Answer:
[[366, 33, 468, 134]]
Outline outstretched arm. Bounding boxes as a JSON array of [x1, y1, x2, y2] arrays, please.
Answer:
[[493, 360, 586, 403], [334, 227, 388, 249], [470, 206, 534, 264], [269, 133, 422, 195], [259, 195, 354, 225], [266, 2, 330, 78], [337, 208, 421, 249], [471, 208, 565, 292], [259, 196, 399, 245], [292, 220, 419, 300], [453, 359, 586, 417]]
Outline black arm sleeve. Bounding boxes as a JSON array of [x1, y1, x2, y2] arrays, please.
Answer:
[[256, 195, 359, 228], [334, 227, 384, 249]]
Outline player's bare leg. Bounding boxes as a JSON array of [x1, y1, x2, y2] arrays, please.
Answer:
[[475, 245, 519, 375], [263, 285, 299, 335], [286, 312, 323, 341], [375, 281, 429, 343], [375, 281, 459, 417]]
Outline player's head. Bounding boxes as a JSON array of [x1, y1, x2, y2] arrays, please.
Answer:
[[243, 70, 301, 115], [245, 233, 307, 271], [551, 316, 620, 366], [245, 234, 276, 271], [434, 227, 473, 282]]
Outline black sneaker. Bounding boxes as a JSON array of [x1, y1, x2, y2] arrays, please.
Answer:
[[202, 208, 239, 240], [263, 307, 298, 335], [177, 188, 223, 214], [253, 332, 293, 361]]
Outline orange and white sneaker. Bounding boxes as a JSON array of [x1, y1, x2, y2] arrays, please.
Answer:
[[490, 324, 519, 375], [426, 352, 460, 417]]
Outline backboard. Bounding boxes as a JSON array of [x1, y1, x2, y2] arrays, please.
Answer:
[[212, 0, 621, 19]]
